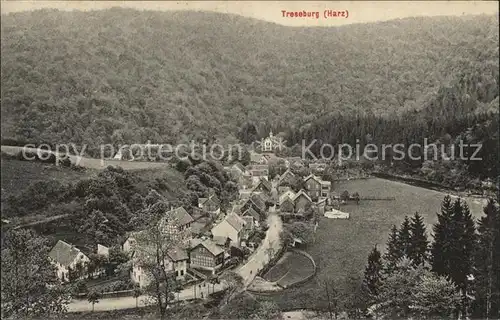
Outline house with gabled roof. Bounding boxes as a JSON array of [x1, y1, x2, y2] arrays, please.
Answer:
[[278, 168, 297, 186], [161, 206, 195, 232], [293, 190, 313, 213], [211, 212, 246, 247], [49, 240, 90, 283], [240, 207, 261, 225], [188, 238, 225, 274], [243, 193, 267, 215], [227, 162, 248, 179], [198, 195, 221, 215], [303, 174, 322, 199], [254, 178, 272, 194], [122, 231, 189, 286], [278, 189, 296, 213]]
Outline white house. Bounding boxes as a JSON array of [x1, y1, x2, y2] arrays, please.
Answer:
[[211, 213, 246, 247], [123, 233, 189, 288], [48, 240, 90, 282], [97, 244, 110, 258]]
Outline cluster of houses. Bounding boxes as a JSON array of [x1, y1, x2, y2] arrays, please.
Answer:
[[47, 132, 336, 289]]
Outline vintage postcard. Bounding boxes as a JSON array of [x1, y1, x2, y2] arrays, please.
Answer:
[[1, 1, 499, 319]]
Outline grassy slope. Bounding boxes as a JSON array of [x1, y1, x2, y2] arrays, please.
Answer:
[[0, 158, 187, 229], [267, 178, 487, 309], [0, 158, 92, 198]]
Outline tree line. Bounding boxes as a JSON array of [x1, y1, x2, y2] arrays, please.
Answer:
[[362, 196, 500, 319]]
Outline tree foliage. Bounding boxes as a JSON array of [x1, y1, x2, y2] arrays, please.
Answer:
[[1, 229, 70, 318]]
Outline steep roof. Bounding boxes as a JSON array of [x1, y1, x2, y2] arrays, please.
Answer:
[[304, 174, 322, 184], [250, 193, 267, 210], [190, 238, 224, 256], [279, 190, 296, 204], [279, 169, 296, 182], [168, 207, 195, 226], [256, 178, 272, 192], [224, 212, 245, 232], [209, 194, 221, 206], [167, 247, 189, 261], [293, 190, 313, 203], [48, 240, 86, 267], [202, 197, 220, 209], [241, 207, 260, 221]]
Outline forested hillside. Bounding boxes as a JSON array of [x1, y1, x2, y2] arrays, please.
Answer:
[[1, 8, 498, 156]]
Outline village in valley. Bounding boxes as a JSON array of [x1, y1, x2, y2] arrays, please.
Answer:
[[1, 4, 499, 320], [46, 131, 359, 308]]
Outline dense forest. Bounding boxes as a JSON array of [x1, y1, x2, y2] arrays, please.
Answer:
[[284, 70, 499, 187], [1, 8, 498, 157]]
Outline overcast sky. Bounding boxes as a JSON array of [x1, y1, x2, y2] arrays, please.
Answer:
[[1, 1, 498, 26]]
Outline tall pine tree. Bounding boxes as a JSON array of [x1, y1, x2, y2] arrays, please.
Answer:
[[409, 212, 429, 267], [431, 195, 455, 276], [472, 199, 500, 319], [398, 216, 412, 259], [383, 225, 402, 273], [449, 199, 476, 316], [363, 245, 383, 298]]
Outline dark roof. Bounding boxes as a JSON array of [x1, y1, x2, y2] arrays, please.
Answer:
[[209, 194, 221, 206], [168, 207, 195, 226], [242, 207, 260, 220], [167, 247, 189, 261], [190, 239, 224, 256], [250, 193, 267, 210], [293, 190, 313, 203], [256, 179, 272, 192], [203, 197, 220, 209], [48, 240, 86, 267]]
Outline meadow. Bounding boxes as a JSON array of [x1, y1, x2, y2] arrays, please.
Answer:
[[263, 178, 488, 310]]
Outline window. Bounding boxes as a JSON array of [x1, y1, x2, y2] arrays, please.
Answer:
[[180, 270, 184, 276]]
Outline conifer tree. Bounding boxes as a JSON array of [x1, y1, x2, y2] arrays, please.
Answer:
[[363, 245, 383, 298], [383, 225, 402, 273], [472, 199, 500, 319], [431, 195, 455, 276], [409, 212, 429, 267], [398, 216, 412, 259], [449, 199, 476, 316]]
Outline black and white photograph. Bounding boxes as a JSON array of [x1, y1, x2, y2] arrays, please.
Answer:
[[1, 1, 499, 319]]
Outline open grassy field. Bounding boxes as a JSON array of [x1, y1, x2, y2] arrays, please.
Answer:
[[264, 178, 488, 309], [0, 158, 93, 199]]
